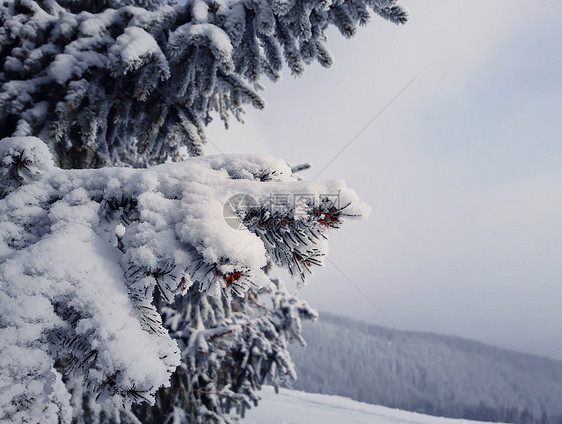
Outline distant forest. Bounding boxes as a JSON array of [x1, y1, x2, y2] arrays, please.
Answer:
[[288, 312, 562, 424]]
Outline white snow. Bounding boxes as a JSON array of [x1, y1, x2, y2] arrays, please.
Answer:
[[108, 26, 168, 74], [0, 136, 368, 421], [169, 22, 234, 71], [191, 0, 209, 23], [243, 386, 511, 424]]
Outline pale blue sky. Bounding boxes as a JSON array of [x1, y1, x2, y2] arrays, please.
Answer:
[[208, 1, 562, 359]]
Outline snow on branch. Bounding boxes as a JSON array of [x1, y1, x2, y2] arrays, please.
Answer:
[[0, 0, 407, 168], [0, 136, 368, 421]]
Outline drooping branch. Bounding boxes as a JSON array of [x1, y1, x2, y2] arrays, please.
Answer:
[[0, 0, 407, 168], [0, 135, 367, 421]]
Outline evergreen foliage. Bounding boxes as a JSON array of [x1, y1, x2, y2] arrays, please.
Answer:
[[0, 0, 406, 422], [0, 0, 407, 168], [0, 135, 368, 423]]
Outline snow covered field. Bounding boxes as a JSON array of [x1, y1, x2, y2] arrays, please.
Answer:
[[242, 386, 509, 424]]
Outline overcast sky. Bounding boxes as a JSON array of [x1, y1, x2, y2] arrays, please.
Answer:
[[208, 1, 562, 360]]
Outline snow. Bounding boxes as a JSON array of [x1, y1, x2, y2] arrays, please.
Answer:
[[0, 0, 409, 420], [0, 136, 368, 420], [108, 26, 168, 74], [169, 22, 234, 71], [191, 0, 209, 23], [243, 386, 511, 424]]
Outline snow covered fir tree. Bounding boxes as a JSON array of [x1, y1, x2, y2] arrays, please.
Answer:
[[0, 0, 406, 422]]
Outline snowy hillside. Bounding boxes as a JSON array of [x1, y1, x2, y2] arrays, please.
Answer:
[[242, 386, 509, 424], [289, 313, 562, 424]]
